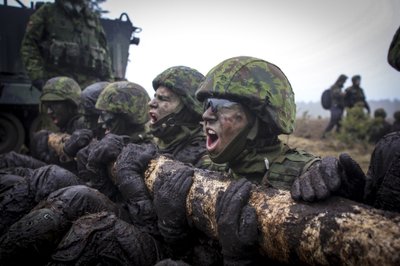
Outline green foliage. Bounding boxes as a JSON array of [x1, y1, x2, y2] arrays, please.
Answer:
[[337, 105, 371, 146]]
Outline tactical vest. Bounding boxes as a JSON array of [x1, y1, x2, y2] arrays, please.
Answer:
[[40, 5, 111, 78], [264, 148, 319, 190]]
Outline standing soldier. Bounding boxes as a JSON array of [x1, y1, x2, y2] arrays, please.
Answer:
[[20, 0, 113, 90], [322, 74, 347, 138], [344, 75, 370, 114]]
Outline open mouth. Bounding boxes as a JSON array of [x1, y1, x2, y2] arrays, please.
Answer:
[[205, 127, 220, 152], [149, 111, 158, 124]]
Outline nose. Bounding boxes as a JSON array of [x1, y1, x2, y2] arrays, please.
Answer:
[[148, 98, 157, 108], [202, 107, 216, 122]]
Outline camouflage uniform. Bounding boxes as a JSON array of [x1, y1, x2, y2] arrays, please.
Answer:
[[196, 56, 319, 188], [20, 0, 113, 88], [151, 66, 225, 170], [344, 75, 370, 113], [322, 74, 347, 136], [388, 25, 400, 71]]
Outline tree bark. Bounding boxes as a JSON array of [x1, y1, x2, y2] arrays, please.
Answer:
[[144, 155, 400, 266]]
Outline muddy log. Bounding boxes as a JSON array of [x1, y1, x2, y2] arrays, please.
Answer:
[[144, 155, 400, 266]]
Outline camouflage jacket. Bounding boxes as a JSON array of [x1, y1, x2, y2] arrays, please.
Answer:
[[330, 84, 345, 108], [20, 2, 113, 87], [344, 86, 367, 108], [228, 140, 319, 190]]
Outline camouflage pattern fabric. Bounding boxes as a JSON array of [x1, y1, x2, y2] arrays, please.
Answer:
[[228, 140, 319, 187], [388, 25, 400, 71], [196, 56, 296, 134], [41, 76, 82, 106], [344, 85, 367, 109], [152, 66, 205, 116], [96, 81, 150, 125], [20, 1, 113, 88]]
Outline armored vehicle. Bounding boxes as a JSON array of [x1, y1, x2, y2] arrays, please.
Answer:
[[0, 0, 141, 153]]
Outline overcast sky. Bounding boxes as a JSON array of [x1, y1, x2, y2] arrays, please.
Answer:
[[14, 0, 400, 102], [100, 0, 400, 103]]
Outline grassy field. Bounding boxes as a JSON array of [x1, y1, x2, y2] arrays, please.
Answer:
[[280, 117, 375, 173]]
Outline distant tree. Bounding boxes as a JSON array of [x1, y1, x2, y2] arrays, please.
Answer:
[[90, 0, 109, 16], [338, 104, 371, 147]]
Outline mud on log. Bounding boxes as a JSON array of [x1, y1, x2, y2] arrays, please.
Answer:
[[144, 156, 400, 266]]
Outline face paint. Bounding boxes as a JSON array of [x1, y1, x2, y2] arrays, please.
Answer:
[[202, 98, 249, 158], [148, 86, 183, 126]]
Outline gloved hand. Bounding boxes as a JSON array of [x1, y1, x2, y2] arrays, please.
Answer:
[[87, 133, 129, 168], [216, 178, 259, 266], [30, 130, 57, 163], [291, 154, 366, 202], [32, 79, 45, 91], [336, 153, 366, 202], [114, 143, 158, 233], [63, 129, 93, 157], [153, 166, 194, 243]]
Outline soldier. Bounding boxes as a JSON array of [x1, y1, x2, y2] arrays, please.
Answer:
[[30, 76, 85, 166], [147, 57, 365, 264], [148, 66, 215, 168], [20, 0, 113, 90], [322, 74, 347, 138], [388, 25, 400, 71], [392, 110, 400, 132], [46, 67, 224, 265], [77, 81, 152, 200], [344, 75, 370, 114], [79, 81, 110, 139], [367, 108, 392, 144]]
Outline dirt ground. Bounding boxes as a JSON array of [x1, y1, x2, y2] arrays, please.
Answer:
[[279, 117, 375, 173]]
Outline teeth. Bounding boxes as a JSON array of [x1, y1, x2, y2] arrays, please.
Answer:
[[207, 129, 216, 135]]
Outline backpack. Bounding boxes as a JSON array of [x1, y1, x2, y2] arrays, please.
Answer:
[[321, 89, 332, 110]]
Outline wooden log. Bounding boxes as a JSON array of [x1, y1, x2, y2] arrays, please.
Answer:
[[144, 155, 400, 266]]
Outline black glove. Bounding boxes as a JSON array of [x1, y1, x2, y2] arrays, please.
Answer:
[[154, 166, 194, 243], [216, 178, 259, 266], [32, 79, 45, 91], [114, 143, 158, 233], [30, 130, 57, 163], [336, 153, 366, 202], [87, 133, 129, 168], [63, 129, 93, 157], [291, 154, 365, 202]]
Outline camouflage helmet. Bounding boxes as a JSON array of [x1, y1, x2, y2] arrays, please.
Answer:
[[81, 81, 110, 115], [374, 108, 387, 119], [96, 81, 150, 125], [41, 76, 81, 107], [152, 66, 204, 116], [196, 56, 295, 134]]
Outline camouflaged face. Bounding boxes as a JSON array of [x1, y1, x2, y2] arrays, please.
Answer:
[[196, 56, 296, 134], [41, 76, 81, 106], [96, 81, 150, 125], [152, 66, 204, 115]]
